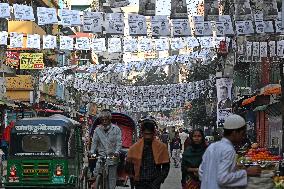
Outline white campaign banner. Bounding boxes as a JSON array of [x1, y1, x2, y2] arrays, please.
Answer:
[[172, 19, 191, 36], [83, 12, 103, 33], [91, 38, 106, 52], [151, 16, 170, 37], [0, 3, 10, 18], [43, 35, 57, 49], [105, 13, 124, 34], [216, 78, 233, 127], [128, 14, 147, 36]]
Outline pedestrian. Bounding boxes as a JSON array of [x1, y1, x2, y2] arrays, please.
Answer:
[[169, 126, 176, 156], [126, 118, 170, 189], [179, 128, 189, 153], [181, 129, 207, 189], [199, 114, 262, 189], [172, 132, 182, 168], [160, 128, 169, 148], [90, 109, 122, 189]]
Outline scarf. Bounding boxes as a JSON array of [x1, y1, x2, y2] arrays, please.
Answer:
[[127, 138, 170, 181], [182, 144, 206, 180]]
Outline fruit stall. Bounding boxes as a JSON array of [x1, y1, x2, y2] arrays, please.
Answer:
[[237, 143, 283, 189]]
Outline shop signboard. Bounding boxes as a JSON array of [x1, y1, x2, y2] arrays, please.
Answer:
[[20, 53, 44, 69]]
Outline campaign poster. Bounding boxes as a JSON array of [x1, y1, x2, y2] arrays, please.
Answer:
[[128, 14, 147, 36], [216, 78, 233, 127], [138, 0, 156, 16], [105, 13, 124, 35], [234, 0, 253, 21], [172, 19, 191, 36], [204, 0, 219, 21], [170, 0, 188, 19]]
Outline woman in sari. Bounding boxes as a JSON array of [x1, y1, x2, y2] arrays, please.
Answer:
[[181, 129, 207, 189]]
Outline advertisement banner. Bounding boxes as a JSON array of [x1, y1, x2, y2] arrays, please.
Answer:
[[6, 51, 20, 68], [20, 53, 44, 69], [216, 78, 233, 127]]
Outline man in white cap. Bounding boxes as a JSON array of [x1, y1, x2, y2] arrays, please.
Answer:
[[198, 114, 261, 189]]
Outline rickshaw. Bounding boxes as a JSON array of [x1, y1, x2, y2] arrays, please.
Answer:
[[85, 112, 136, 188], [4, 114, 84, 188]]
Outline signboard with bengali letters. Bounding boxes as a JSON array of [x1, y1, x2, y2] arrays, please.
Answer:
[[20, 53, 44, 69]]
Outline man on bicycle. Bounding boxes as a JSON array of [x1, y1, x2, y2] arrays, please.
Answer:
[[90, 109, 122, 189], [126, 118, 170, 189]]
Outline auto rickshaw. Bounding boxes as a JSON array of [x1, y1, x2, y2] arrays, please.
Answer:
[[4, 114, 84, 188], [85, 112, 137, 188]]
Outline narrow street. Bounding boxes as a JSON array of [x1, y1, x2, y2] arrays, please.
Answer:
[[117, 160, 182, 189]]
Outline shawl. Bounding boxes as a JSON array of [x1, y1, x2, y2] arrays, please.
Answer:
[[126, 138, 170, 181], [181, 145, 206, 181]]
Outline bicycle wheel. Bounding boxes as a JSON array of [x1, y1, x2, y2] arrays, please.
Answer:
[[95, 175, 103, 189]]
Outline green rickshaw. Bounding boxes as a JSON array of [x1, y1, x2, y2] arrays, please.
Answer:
[[4, 114, 84, 188]]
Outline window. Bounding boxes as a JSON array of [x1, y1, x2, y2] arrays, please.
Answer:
[[22, 135, 50, 152]]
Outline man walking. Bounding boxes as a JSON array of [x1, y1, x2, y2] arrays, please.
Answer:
[[199, 114, 261, 189], [90, 109, 122, 189], [126, 118, 170, 189]]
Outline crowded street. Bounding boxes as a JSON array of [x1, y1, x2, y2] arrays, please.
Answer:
[[1, 0, 284, 189]]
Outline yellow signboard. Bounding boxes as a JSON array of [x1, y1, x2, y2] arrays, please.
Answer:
[[20, 53, 44, 69]]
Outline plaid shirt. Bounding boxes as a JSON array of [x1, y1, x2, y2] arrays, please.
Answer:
[[140, 144, 159, 182]]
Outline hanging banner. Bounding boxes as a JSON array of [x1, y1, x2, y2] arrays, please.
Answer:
[[170, 0, 188, 19], [43, 35, 57, 49], [59, 9, 72, 26], [0, 31, 8, 45], [216, 78, 233, 127], [204, 0, 219, 21], [138, 0, 156, 16], [0, 3, 10, 18], [172, 19, 191, 36], [234, 0, 253, 21], [124, 38, 138, 52], [83, 12, 103, 33], [151, 16, 170, 36], [20, 53, 44, 69], [37, 7, 58, 25], [128, 14, 147, 36], [109, 0, 130, 8], [60, 36, 73, 50], [155, 38, 169, 51], [6, 51, 19, 68], [27, 34, 41, 49], [108, 38, 122, 53], [263, 0, 278, 20], [105, 13, 124, 34], [219, 15, 234, 35], [75, 37, 90, 50], [91, 38, 106, 52], [138, 38, 153, 52], [13, 4, 35, 21], [9, 32, 23, 48]]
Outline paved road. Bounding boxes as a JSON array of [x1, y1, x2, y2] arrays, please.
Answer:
[[117, 161, 182, 189]]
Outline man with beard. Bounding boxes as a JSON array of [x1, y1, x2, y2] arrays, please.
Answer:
[[90, 109, 122, 189], [126, 118, 170, 189]]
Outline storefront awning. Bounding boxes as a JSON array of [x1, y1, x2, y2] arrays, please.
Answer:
[[241, 95, 257, 106], [253, 105, 268, 112]]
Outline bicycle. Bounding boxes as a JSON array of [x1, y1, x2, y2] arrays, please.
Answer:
[[89, 154, 118, 189]]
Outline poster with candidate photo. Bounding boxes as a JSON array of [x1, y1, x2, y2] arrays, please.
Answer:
[[138, 38, 153, 52], [60, 36, 74, 50], [203, 21, 213, 36], [91, 38, 106, 53], [275, 21, 284, 34], [27, 34, 41, 49], [13, 4, 34, 21], [219, 15, 234, 35], [235, 21, 254, 35], [105, 13, 124, 35], [75, 37, 91, 50], [37, 7, 58, 25], [138, 0, 156, 16], [255, 21, 265, 34], [43, 35, 57, 49], [71, 10, 81, 26], [9, 32, 23, 48], [83, 12, 103, 33], [128, 14, 147, 36], [216, 78, 233, 127], [171, 38, 185, 50], [108, 38, 122, 53], [60, 9, 72, 26], [151, 16, 170, 36], [170, 0, 188, 19], [234, 0, 252, 21], [172, 19, 191, 37], [0, 3, 10, 18], [264, 21, 274, 33], [215, 22, 225, 36], [109, 0, 129, 8], [123, 38, 138, 52], [0, 31, 8, 45], [186, 37, 199, 48], [155, 38, 169, 51], [263, 0, 278, 20], [194, 22, 204, 36], [260, 42, 268, 57], [204, 0, 219, 21]]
